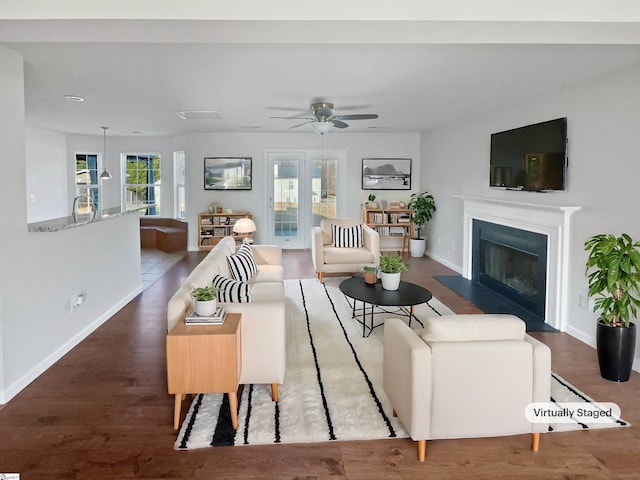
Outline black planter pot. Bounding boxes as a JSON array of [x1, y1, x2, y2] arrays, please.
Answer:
[[596, 320, 636, 382]]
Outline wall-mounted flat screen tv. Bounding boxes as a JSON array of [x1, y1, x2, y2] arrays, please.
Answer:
[[490, 117, 567, 191]]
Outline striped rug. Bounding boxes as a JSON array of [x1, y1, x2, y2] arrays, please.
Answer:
[[174, 278, 628, 450]]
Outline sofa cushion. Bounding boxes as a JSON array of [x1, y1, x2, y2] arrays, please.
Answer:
[[250, 264, 284, 284], [331, 223, 363, 248], [212, 274, 252, 303], [249, 282, 285, 302], [421, 314, 526, 343], [323, 246, 374, 264], [227, 244, 258, 281]]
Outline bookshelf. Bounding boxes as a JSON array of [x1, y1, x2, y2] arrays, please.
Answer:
[[363, 208, 413, 253], [198, 212, 252, 251]]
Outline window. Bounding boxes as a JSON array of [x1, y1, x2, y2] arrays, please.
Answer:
[[174, 151, 186, 220], [75, 153, 100, 210], [124, 153, 161, 215], [312, 157, 337, 225]]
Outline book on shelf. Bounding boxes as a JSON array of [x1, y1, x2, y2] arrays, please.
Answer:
[[185, 306, 226, 325]]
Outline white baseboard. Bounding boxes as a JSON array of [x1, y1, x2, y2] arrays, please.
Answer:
[[425, 250, 462, 274], [0, 285, 143, 404]]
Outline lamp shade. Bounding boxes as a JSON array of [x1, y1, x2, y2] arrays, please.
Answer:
[[233, 217, 256, 234]]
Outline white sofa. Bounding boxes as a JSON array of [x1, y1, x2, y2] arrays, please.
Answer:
[[311, 217, 380, 282], [383, 314, 551, 462], [167, 236, 286, 401]]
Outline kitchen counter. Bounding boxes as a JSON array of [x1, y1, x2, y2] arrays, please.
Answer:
[[28, 207, 147, 232]]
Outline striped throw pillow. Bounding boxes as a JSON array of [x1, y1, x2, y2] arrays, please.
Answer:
[[227, 244, 258, 282], [212, 274, 252, 303], [331, 224, 363, 248]]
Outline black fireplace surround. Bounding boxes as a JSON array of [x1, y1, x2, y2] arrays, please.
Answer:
[[472, 220, 547, 322]]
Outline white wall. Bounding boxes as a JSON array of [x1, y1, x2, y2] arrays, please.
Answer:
[[0, 47, 143, 403], [421, 62, 640, 369], [25, 127, 69, 222], [182, 131, 421, 248]]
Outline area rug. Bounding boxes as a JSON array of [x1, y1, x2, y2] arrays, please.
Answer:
[[175, 278, 629, 450]]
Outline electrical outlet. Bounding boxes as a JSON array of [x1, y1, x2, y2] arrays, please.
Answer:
[[578, 294, 590, 311], [70, 293, 86, 313]]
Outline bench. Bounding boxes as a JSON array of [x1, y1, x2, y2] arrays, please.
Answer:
[[140, 218, 188, 253]]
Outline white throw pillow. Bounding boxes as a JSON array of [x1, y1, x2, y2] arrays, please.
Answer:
[[331, 224, 363, 248], [227, 244, 258, 282], [212, 274, 252, 303]]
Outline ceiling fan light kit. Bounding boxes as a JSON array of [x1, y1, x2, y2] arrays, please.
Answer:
[[311, 121, 333, 135], [271, 101, 379, 134]]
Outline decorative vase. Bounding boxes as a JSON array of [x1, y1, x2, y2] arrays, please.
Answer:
[[409, 238, 426, 257], [380, 272, 401, 291], [195, 299, 217, 316], [596, 320, 636, 382], [364, 271, 377, 285]]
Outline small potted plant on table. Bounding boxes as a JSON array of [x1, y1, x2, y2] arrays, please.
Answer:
[[585, 233, 640, 382], [408, 191, 436, 257], [379, 254, 408, 291], [191, 285, 218, 316]]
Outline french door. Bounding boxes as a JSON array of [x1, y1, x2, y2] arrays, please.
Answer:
[[266, 150, 343, 249]]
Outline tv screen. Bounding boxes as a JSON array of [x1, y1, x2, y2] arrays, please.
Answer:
[[490, 117, 567, 191]]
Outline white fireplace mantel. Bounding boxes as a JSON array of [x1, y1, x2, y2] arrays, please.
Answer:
[[454, 195, 581, 331]]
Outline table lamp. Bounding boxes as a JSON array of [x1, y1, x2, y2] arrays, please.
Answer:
[[233, 217, 256, 244]]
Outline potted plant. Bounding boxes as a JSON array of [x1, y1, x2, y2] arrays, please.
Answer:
[[408, 191, 436, 257], [363, 265, 378, 285], [379, 254, 408, 291], [585, 233, 640, 382], [366, 193, 378, 209], [191, 285, 218, 316]]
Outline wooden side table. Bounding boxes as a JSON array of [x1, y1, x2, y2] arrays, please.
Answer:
[[166, 313, 242, 430]]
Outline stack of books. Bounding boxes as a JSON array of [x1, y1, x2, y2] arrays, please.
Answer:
[[184, 306, 226, 325]]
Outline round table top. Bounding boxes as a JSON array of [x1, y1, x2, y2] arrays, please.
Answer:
[[338, 277, 432, 307]]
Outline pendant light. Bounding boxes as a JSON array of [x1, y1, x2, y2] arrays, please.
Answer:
[[99, 126, 112, 180]]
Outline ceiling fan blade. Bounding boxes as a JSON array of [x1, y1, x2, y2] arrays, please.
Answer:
[[270, 115, 313, 120], [289, 121, 312, 129], [332, 114, 379, 121], [331, 119, 349, 129]]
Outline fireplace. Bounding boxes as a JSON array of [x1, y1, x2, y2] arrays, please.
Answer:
[[472, 220, 547, 321], [456, 195, 581, 331]]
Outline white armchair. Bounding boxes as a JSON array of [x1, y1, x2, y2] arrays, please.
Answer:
[[383, 314, 551, 462], [311, 217, 380, 282]]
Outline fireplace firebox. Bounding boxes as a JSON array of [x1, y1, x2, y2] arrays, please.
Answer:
[[472, 220, 547, 322]]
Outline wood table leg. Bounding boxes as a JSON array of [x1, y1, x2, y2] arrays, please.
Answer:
[[531, 432, 540, 452], [229, 391, 238, 430], [173, 394, 181, 430]]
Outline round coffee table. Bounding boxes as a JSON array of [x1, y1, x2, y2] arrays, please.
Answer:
[[339, 277, 433, 337]]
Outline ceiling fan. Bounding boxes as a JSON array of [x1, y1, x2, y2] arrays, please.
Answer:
[[270, 102, 379, 135]]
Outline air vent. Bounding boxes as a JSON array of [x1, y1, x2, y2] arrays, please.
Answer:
[[176, 110, 223, 120]]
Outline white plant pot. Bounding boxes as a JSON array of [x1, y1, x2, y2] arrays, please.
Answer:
[[195, 299, 217, 316], [380, 272, 401, 291], [410, 238, 426, 257]]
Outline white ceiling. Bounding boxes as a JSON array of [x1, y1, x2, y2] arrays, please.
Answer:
[[4, 3, 640, 136]]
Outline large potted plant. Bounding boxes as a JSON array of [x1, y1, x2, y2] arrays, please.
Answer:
[[585, 233, 640, 382], [379, 254, 408, 291], [191, 285, 218, 316], [408, 191, 436, 257]]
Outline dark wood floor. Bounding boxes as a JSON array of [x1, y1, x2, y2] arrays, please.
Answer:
[[1, 250, 639, 479]]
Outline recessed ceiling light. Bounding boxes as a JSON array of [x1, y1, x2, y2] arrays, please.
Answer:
[[176, 110, 222, 120], [63, 95, 85, 102]]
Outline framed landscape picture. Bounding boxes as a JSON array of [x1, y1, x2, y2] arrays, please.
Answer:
[[362, 158, 411, 190], [204, 157, 252, 190]]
